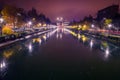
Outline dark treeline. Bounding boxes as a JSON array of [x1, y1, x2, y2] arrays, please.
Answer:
[[0, 3, 51, 28]]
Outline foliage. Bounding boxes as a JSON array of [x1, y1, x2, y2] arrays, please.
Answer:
[[81, 24, 90, 31], [1, 5, 51, 29], [104, 19, 112, 25], [1, 5, 17, 25], [2, 26, 14, 35], [1, 5, 27, 28]]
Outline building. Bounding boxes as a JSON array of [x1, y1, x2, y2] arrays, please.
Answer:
[[97, 5, 119, 21]]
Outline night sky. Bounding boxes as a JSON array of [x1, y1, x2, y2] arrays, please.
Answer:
[[1, 0, 120, 21]]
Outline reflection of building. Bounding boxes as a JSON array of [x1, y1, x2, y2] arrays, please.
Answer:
[[97, 5, 119, 21]]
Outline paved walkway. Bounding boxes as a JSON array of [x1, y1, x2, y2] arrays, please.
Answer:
[[0, 30, 52, 48]]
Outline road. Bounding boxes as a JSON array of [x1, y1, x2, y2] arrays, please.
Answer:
[[0, 28, 120, 80]]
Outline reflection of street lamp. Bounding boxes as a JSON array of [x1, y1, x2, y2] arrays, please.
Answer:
[[0, 59, 7, 71], [28, 43, 32, 53], [105, 47, 110, 59], [90, 39, 94, 49]]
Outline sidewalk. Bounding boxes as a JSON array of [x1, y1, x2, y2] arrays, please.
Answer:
[[0, 30, 52, 48]]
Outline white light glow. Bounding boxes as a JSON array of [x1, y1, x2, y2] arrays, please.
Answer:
[[105, 48, 110, 59], [90, 40, 93, 48], [0, 18, 4, 23], [78, 34, 81, 39], [0, 60, 6, 69], [60, 34, 62, 39], [91, 24, 95, 28], [28, 44, 32, 53], [108, 24, 112, 28], [28, 21, 32, 25]]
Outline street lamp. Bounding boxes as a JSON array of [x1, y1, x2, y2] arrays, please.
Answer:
[[56, 17, 63, 21], [0, 18, 4, 36], [0, 18, 4, 23], [57, 17, 59, 21], [91, 24, 95, 28], [28, 21, 32, 26], [28, 21, 32, 29], [27, 21, 33, 32], [108, 24, 112, 28]]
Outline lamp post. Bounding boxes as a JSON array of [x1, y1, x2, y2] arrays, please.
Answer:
[[28, 21, 32, 28], [0, 18, 4, 36], [0, 18, 4, 23], [91, 24, 95, 28]]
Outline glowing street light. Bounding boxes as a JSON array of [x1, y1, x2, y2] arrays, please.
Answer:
[[28, 21, 32, 25], [91, 24, 95, 28], [0, 18, 4, 23], [57, 17, 59, 21], [60, 17, 63, 21], [108, 24, 112, 28], [56, 17, 63, 21]]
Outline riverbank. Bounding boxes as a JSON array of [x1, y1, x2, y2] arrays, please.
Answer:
[[68, 28, 120, 46], [0, 29, 52, 48]]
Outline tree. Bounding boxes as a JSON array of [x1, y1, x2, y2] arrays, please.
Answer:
[[46, 18, 51, 24], [16, 8, 27, 28], [38, 13, 46, 23], [27, 8, 38, 20], [104, 18, 112, 25], [2, 25, 13, 35], [1, 5, 18, 28]]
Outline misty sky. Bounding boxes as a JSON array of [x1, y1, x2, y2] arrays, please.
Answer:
[[1, 0, 120, 21]]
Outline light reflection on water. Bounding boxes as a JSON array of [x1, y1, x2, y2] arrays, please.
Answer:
[[90, 39, 94, 49], [66, 29, 120, 60], [56, 28, 64, 39], [0, 59, 8, 78], [0, 28, 120, 79], [0, 29, 57, 78]]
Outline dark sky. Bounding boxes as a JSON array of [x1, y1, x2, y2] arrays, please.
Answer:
[[1, 0, 120, 21]]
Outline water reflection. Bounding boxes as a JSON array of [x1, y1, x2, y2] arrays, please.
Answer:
[[43, 35, 47, 41], [81, 35, 88, 43], [78, 34, 81, 40], [0, 59, 8, 78], [28, 43, 33, 53], [105, 48, 110, 59], [90, 39, 94, 49], [0, 47, 17, 77], [56, 28, 63, 39], [33, 38, 42, 45], [56, 33, 63, 39], [3, 49, 14, 59], [0, 30, 56, 78], [67, 29, 120, 60], [26, 30, 57, 55], [0, 59, 7, 71]]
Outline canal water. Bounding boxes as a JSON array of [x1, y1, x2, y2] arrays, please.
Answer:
[[0, 28, 120, 80]]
